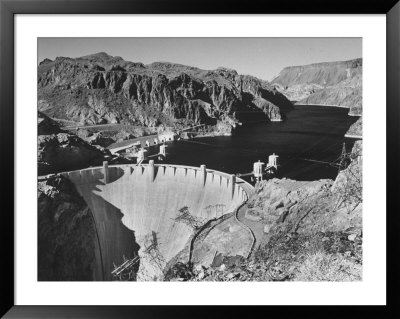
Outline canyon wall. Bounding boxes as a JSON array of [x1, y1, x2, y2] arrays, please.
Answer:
[[272, 58, 362, 116], [38, 52, 293, 130], [38, 175, 103, 281]]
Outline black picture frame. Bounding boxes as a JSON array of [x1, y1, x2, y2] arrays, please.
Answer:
[[1, 0, 399, 318]]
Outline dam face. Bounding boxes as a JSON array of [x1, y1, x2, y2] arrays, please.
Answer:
[[59, 163, 250, 280]]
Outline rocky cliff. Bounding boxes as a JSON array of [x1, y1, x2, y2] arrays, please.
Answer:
[[272, 58, 362, 115], [38, 175, 101, 280], [38, 111, 111, 175], [345, 117, 362, 138], [38, 52, 292, 131]]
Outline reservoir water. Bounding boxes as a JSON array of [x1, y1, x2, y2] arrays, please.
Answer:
[[162, 105, 359, 182]]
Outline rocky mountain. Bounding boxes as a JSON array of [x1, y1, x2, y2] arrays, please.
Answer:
[[272, 58, 362, 115], [38, 175, 101, 280], [38, 111, 111, 175], [38, 52, 293, 132]]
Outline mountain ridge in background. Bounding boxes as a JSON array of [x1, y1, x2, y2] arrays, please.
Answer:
[[272, 58, 362, 116], [38, 52, 293, 133]]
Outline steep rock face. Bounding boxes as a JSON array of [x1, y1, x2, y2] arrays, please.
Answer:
[[272, 59, 362, 115], [38, 53, 292, 129], [345, 116, 362, 138], [38, 110, 62, 135], [272, 59, 362, 87], [332, 140, 362, 201], [299, 73, 362, 115], [272, 83, 324, 103], [38, 175, 101, 280], [38, 112, 109, 175]]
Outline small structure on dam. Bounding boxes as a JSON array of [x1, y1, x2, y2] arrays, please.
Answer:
[[107, 132, 176, 156], [253, 160, 265, 182], [268, 153, 279, 171], [147, 144, 168, 161], [57, 162, 252, 281], [158, 131, 175, 143], [159, 144, 167, 159], [136, 149, 147, 164], [236, 153, 280, 182]]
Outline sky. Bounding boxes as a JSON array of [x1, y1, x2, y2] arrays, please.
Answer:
[[38, 38, 361, 81]]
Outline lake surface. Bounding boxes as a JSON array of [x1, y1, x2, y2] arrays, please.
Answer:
[[161, 105, 359, 182]]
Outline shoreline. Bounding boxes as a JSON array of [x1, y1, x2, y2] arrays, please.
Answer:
[[295, 103, 351, 108], [294, 103, 362, 117], [344, 134, 362, 139], [180, 131, 232, 140]]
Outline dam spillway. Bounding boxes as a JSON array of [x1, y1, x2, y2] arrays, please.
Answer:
[[55, 163, 252, 280]]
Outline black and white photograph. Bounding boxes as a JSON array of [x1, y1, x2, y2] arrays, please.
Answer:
[[37, 37, 363, 282]]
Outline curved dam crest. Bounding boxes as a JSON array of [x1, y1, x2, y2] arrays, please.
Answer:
[[56, 163, 253, 280]]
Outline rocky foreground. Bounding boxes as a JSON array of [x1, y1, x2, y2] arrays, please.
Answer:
[[166, 141, 362, 282], [272, 58, 362, 116], [38, 52, 293, 134], [38, 111, 115, 175], [38, 175, 100, 280]]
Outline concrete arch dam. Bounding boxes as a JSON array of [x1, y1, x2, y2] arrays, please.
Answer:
[[58, 163, 251, 280]]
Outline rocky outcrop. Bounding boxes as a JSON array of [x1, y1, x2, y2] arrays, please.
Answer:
[[38, 53, 292, 131], [272, 58, 362, 115], [38, 175, 101, 280], [332, 140, 362, 210], [249, 178, 335, 234], [272, 83, 324, 103], [272, 59, 362, 88], [74, 129, 115, 148], [38, 112, 110, 175], [345, 117, 362, 138], [38, 110, 62, 135], [299, 74, 362, 115]]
